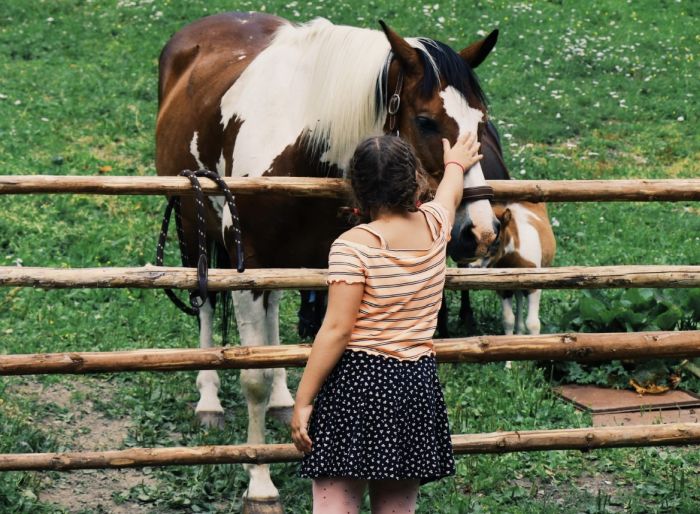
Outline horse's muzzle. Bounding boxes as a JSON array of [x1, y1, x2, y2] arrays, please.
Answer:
[[448, 217, 500, 265]]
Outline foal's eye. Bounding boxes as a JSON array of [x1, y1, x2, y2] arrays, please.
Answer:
[[415, 116, 440, 134]]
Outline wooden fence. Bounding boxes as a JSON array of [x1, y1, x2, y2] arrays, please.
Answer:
[[1, 176, 699, 470]]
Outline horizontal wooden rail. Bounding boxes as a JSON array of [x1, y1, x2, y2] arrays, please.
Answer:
[[1, 265, 699, 291], [1, 331, 698, 375], [1, 423, 697, 471], [1, 176, 699, 201]]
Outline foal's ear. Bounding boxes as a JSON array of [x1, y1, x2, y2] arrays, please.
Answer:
[[378, 20, 422, 76], [500, 207, 512, 226], [459, 29, 499, 69]]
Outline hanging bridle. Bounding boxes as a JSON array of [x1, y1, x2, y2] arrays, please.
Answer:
[[155, 169, 245, 316], [387, 70, 403, 136]]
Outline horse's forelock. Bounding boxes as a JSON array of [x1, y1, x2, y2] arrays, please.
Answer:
[[411, 38, 488, 110]]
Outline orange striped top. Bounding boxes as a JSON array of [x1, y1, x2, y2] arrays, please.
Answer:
[[327, 201, 451, 361]]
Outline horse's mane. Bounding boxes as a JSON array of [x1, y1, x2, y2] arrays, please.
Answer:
[[409, 38, 488, 110], [223, 18, 487, 175]]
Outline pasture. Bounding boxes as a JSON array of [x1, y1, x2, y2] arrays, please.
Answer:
[[0, 0, 698, 512]]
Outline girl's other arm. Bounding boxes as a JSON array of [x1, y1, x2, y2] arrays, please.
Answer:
[[291, 281, 364, 453]]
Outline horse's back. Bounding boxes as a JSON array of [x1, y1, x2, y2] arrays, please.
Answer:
[[156, 12, 287, 177], [158, 12, 285, 102], [522, 202, 556, 266]]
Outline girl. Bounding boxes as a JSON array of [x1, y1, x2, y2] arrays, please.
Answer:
[[291, 132, 482, 513]]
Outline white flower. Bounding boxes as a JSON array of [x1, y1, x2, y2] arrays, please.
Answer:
[[677, 116, 685, 122]]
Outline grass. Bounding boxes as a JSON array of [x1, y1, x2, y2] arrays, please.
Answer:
[[1, 0, 699, 512]]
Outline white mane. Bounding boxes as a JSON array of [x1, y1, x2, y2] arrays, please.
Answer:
[[219, 18, 441, 177]]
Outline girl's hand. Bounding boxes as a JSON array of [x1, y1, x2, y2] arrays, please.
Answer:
[[291, 404, 314, 454], [442, 132, 482, 171]]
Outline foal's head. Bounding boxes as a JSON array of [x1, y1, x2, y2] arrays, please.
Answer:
[[378, 22, 501, 261]]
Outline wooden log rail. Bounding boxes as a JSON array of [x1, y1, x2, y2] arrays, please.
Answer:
[[1, 265, 699, 291], [1, 176, 700, 202], [1, 331, 698, 375], [1, 423, 698, 471]]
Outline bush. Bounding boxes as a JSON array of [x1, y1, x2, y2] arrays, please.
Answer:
[[552, 288, 700, 390]]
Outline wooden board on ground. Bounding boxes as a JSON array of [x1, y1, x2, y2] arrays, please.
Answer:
[[555, 384, 700, 412], [592, 408, 699, 427]]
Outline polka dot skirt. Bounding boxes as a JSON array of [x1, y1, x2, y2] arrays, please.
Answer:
[[299, 350, 455, 484]]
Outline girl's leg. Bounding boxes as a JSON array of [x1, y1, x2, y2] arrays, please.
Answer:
[[312, 477, 366, 514], [368, 479, 420, 514]]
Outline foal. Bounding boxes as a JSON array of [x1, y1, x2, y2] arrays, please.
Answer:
[[487, 202, 556, 364]]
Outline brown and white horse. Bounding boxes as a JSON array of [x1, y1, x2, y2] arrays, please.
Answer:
[[487, 202, 556, 366], [156, 12, 500, 510]]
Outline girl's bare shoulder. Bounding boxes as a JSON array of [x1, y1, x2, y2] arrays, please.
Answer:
[[337, 226, 382, 248]]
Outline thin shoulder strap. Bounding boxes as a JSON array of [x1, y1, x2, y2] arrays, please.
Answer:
[[420, 208, 441, 241], [355, 224, 388, 249]]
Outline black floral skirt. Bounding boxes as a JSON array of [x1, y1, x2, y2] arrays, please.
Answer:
[[299, 349, 455, 484]]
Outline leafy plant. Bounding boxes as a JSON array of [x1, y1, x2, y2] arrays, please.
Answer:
[[553, 289, 700, 388]]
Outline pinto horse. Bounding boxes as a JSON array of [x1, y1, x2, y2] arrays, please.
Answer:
[[156, 12, 499, 511]]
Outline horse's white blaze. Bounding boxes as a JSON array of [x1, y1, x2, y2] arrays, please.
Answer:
[[510, 203, 543, 267], [440, 86, 494, 233], [220, 18, 393, 176]]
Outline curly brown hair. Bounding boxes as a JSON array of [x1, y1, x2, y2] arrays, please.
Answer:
[[349, 136, 427, 221]]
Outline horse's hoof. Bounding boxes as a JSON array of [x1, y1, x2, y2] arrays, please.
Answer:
[[196, 411, 225, 429], [242, 498, 284, 514], [267, 406, 293, 425]]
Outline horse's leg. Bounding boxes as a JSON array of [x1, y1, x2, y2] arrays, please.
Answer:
[[436, 292, 449, 338], [232, 290, 283, 510], [501, 292, 515, 369], [458, 289, 478, 335], [525, 289, 542, 335], [501, 292, 515, 336], [298, 290, 326, 339], [194, 297, 226, 428], [515, 291, 526, 335], [266, 290, 295, 425]]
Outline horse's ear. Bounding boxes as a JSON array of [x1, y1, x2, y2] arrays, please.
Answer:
[[501, 207, 512, 226], [378, 20, 422, 76], [459, 29, 498, 69]]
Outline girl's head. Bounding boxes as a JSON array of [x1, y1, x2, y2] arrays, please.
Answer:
[[349, 135, 426, 219]]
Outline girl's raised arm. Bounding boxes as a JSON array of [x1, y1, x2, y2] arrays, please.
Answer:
[[433, 132, 482, 223]]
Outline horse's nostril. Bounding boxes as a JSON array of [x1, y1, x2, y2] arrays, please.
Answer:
[[493, 219, 501, 237]]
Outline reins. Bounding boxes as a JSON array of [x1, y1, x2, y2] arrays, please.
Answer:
[[155, 169, 245, 316]]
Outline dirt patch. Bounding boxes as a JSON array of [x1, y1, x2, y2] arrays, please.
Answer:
[[6, 377, 160, 513], [514, 472, 628, 512]]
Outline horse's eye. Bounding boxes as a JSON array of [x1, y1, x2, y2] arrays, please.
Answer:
[[415, 116, 439, 134]]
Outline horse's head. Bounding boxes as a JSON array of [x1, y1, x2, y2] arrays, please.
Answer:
[[378, 22, 500, 263]]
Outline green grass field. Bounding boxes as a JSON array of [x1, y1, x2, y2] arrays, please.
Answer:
[[1, 1, 699, 512]]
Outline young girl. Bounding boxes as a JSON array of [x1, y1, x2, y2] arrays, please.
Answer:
[[291, 132, 482, 513]]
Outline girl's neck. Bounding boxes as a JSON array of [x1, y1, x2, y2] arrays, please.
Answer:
[[369, 207, 413, 222]]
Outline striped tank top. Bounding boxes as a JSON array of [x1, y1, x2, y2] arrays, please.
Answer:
[[327, 201, 451, 361]]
